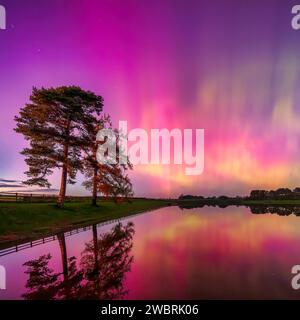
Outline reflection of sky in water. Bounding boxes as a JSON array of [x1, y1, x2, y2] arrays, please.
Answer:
[[1, 206, 300, 299]]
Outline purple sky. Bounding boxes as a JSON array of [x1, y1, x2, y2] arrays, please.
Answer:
[[0, 0, 300, 197]]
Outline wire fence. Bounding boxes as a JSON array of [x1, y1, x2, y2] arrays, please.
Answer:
[[0, 192, 56, 202], [0, 192, 109, 203], [0, 192, 160, 203], [0, 218, 126, 257]]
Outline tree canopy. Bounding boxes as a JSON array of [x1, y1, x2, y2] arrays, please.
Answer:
[[15, 86, 104, 206]]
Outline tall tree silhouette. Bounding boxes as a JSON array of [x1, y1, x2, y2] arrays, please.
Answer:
[[82, 114, 133, 206], [15, 86, 103, 207]]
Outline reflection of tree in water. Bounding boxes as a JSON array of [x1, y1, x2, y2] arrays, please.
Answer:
[[22, 254, 61, 300], [178, 203, 300, 217], [80, 222, 134, 299], [250, 206, 300, 216], [22, 222, 134, 300]]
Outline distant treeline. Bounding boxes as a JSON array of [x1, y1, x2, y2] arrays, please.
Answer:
[[178, 187, 300, 201], [178, 194, 243, 201], [249, 188, 300, 200]]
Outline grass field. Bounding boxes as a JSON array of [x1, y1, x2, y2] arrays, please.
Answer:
[[0, 199, 169, 246]]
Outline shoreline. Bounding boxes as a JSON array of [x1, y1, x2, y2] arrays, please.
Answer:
[[176, 199, 300, 207], [1, 198, 300, 250], [0, 199, 170, 249]]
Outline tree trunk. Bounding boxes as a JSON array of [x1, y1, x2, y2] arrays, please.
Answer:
[[57, 121, 70, 208], [92, 224, 100, 296], [58, 233, 68, 280], [57, 160, 68, 207], [92, 166, 98, 206], [92, 225, 99, 272], [58, 232, 71, 298]]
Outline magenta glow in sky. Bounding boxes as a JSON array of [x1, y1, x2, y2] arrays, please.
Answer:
[[0, 0, 300, 197]]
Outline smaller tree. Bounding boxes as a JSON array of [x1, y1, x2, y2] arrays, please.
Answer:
[[82, 115, 133, 205], [92, 163, 133, 202]]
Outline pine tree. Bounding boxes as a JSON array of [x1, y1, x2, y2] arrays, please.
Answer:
[[15, 86, 103, 207], [82, 115, 133, 205]]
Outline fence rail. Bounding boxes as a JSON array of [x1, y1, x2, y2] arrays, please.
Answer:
[[0, 192, 56, 202], [0, 192, 103, 203], [0, 192, 161, 203]]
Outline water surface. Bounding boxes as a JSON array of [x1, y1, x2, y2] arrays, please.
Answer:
[[1, 206, 300, 299]]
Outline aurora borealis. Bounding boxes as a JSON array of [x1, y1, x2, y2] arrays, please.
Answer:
[[1, 0, 300, 197]]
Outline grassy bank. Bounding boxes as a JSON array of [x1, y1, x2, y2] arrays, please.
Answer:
[[0, 199, 169, 247], [2, 198, 300, 248]]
